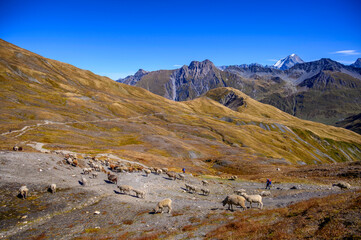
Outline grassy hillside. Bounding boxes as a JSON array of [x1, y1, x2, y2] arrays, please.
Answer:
[[1, 39, 361, 174]]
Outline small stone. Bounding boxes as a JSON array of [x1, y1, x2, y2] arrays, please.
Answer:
[[94, 211, 100, 215], [39, 169, 43, 172]]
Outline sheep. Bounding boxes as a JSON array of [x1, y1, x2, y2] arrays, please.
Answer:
[[260, 191, 271, 197], [178, 173, 185, 180], [118, 185, 133, 195], [222, 195, 246, 211], [201, 180, 209, 186], [234, 189, 246, 195], [166, 171, 177, 180], [154, 198, 172, 214], [107, 173, 118, 184], [72, 159, 78, 167], [83, 168, 92, 174], [19, 186, 29, 199], [81, 176, 88, 186], [156, 169, 163, 175], [332, 182, 351, 190], [13, 146, 19, 151], [240, 192, 263, 209], [229, 176, 238, 180], [92, 172, 98, 179], [66, 158, 73, 165], [187, 184, 196, 193], [161, 168, 168, 173], [201, 188, 210, 196], [49, 183, 56, 193], [144, 169, 151, 176], [133, 189, 145, 198]]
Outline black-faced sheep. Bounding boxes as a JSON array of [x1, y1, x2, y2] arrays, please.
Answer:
[[240, 192, 263, 209], [154, 198, 172, 214], [144, 169, 151, 176], [49, 184, 56, 193], [133, 189, 145, 198], [118, 185, 133, 195], [107, 173, 118, 184], [332, 182, 351, 190], [222, 195, 246, 211], [19, 186, 29, 199]]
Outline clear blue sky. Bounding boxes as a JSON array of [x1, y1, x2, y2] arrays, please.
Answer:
[[1, 0, 361, 79]]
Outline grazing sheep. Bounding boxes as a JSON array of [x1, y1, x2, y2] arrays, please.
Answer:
[[234, 189, 246, 195], [166, 171, 177, 180], [144, 169, 151, 176], [202, 180, 209, 186], [72, 159, 78, 167], [201, 188, 210, 196], [332, 182, 351, 190], [118, 185, 133, 195], [240, 192, 263, 209], [178, 173, 185, 180], [66, 158, 73, 165], [229, 176, 238, 180], [188, 185, 197, 193], [107, 173, 118, 184], [260, 191, 271, 197], [92, 172, 98, 179], [154, 198, 172, 214], [13, 146, 19, 151], [222, 195, 246, 211], [161, 168, 168, 173], [19, 186, 29, 199], [81, 176, 88, 186], [156, 169, 163, 175], [276, 168, 281, 171], [49, 184, 56, 193], [133, 189, 145, 198], [83, 168, 92, 174]]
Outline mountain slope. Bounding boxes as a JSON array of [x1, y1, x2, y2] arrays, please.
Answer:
[[351, 58, 361, 68], [273, 53, 304, 70], [336, 113, 361, 135], [1, 39, 361, 173]]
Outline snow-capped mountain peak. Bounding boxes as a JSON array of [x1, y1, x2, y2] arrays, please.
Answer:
[[273, 54, 304, 70]]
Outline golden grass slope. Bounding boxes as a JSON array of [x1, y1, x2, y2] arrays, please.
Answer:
[[0, 38, 361, 173]]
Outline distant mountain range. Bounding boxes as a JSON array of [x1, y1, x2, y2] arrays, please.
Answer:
[[117, 55, 361, 128]]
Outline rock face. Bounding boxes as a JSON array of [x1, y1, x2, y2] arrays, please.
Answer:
[[351, 58, 361, 68], [117, 69, 149, 85], [273, 54, 304, 70]]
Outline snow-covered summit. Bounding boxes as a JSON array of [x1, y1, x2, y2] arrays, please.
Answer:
[[273, 54, 304, 70]]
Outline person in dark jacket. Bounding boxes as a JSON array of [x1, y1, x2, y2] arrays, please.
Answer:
[[266, 179, 272, 189]]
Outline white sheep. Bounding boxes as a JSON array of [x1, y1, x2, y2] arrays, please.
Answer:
[[19, 186, 29, 199], [92, 172, 98, 179], [154, 198, 172, 214], [156, 169, 163, 175], [332, 182, 351, 190], [81, 176, 88, 186], [201, 180, 209, 186], [260, 191, 271, 197], [234, 189, 246, 195], [240, 192, 263, 209], [201, 188, 210, 196], [133, 189, 145, 198], [222, 195, 246, 211], [83, 168, 92, 175], [118, 185, 133, 195], [49, 184, 56, 193]]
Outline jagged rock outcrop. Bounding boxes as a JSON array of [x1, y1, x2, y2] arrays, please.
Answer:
[[117, 69, 149, 85], [351, 58, 361, 68]]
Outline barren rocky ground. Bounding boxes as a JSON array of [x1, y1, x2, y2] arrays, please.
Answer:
[[0, 151, 356, 239]]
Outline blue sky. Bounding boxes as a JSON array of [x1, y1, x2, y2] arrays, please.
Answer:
[[1, 0, 361, 79]]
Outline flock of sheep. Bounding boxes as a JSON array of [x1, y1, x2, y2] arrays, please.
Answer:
[[16, 152, 352, 215]]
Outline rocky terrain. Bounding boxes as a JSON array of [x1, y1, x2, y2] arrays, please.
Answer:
[[1, 151, 359, 239]]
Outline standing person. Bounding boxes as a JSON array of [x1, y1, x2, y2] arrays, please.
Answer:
[[266, 178, 271, 189], [182, 168, 185, 174]]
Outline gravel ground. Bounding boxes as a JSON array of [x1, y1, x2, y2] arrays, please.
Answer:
[[0, 151, 347, 239]]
